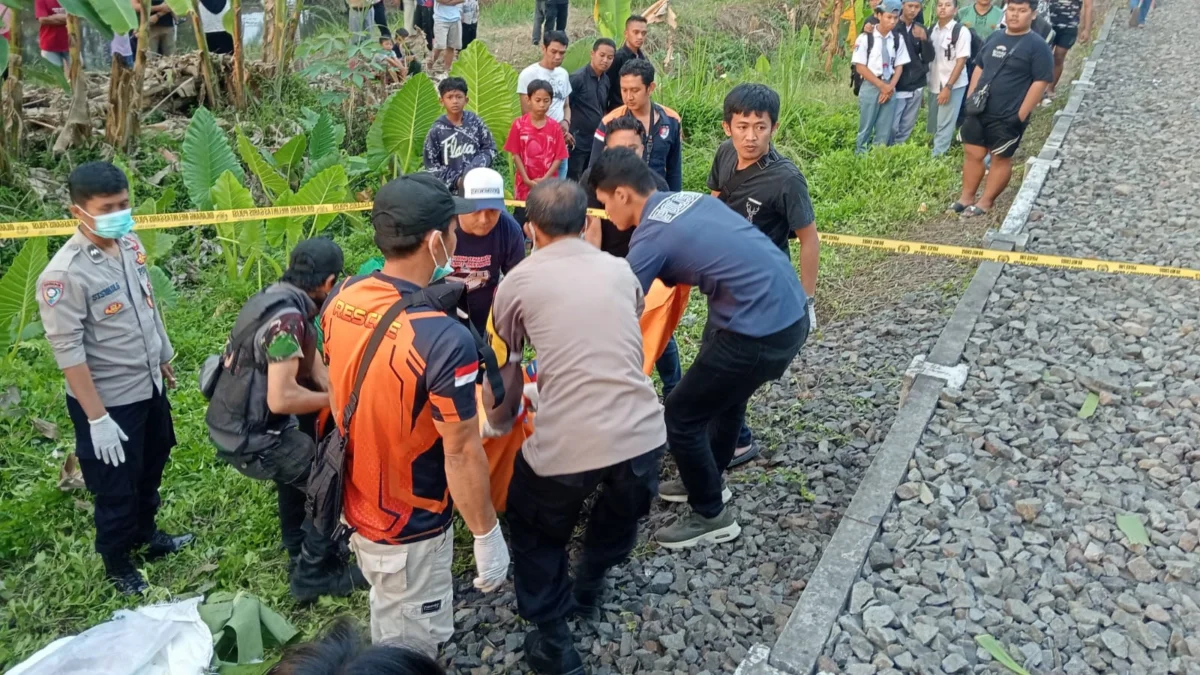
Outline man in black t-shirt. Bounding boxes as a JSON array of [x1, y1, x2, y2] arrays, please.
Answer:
[[607, 15, 648, 112], [707, 84, 819, 467], [953, 0, 1052, 218]]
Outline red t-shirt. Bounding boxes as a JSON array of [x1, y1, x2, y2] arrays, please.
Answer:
[[503, 114, 569, 201], [35, 0, 69, 53]]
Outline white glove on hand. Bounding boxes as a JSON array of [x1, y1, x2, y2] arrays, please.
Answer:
[[523, 381, 539, 412], [89, 414, 128, 466], [472, 522, 510, 593], [807, 298, 817, 333]]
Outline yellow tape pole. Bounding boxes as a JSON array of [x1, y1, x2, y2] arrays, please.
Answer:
[[3, 201, 1199, 280]]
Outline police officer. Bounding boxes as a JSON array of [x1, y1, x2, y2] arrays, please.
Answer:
[[37, 161, 192, 595]]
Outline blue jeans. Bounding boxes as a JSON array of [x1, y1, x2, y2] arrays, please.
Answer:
[[656, 337, 682, 397], [928, 86, 966, 156], [889, 89, 923, 145], [1129, 0, 1151, 24], [557, 158, 568, 180], [856, 80, 899, 154]]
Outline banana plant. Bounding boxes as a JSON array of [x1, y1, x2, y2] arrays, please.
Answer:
[[0, 237, 49, 358], [594, 0, 633, 40]]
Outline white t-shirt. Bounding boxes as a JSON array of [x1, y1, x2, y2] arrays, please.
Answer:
[[199, 1, 229, 33], [517, 63, 572, 122], [929, 20, 972, 91], [851, 29, 911, 79], [433, 0, 461, 23]]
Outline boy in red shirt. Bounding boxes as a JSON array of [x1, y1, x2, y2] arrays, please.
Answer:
[[35, 0, 69, 71], [504, 79, 568, 222]]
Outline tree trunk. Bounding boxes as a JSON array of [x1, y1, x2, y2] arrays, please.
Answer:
[[53, 16, 91, 153], [824, 0, 844, 73], [280, 0, 303, 68], [0, 9, 25, 174], [230, 0, 246, 108], [262, 0, 277, 65], [190, 0, 219, 106], [105, 52, 135, 146], [120, 1, 153, 151]]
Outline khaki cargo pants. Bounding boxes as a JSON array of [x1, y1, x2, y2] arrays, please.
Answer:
[[349, 527, 454, 656]]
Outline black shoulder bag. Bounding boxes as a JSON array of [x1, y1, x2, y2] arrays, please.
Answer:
[[965, 33, 1028, 117]]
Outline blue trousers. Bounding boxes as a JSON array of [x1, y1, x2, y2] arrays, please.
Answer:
[[1129, 0, 1151, 24], [856, 80, 899, 154], [889, 89, 923, 145], [927, 86, 966, 156]]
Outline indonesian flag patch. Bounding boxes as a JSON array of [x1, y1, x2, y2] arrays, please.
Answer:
[[593, 128, 606, 143], [454, 362, 479, 387]]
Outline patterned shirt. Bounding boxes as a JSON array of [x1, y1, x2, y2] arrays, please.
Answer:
[[1047, 0, 1083, 27], [461, 0, 478, 24], [422, 111, 498, 190]]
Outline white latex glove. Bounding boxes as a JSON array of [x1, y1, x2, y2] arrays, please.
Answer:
[[523, 381, 539, 412], [807, 298, 817, 333], [89, 414, 128, 466], [472, 522, 510, 593]]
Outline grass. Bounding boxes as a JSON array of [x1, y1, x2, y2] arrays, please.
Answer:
[[0, 0, 1102, 667]]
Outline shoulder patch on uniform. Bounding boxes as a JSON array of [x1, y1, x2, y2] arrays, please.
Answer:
[[104, 302, 124, 315], [266, 332, 302, 360], [42, 281, 64, 307], [86, 245, 105, 264], [658, 125, 670, 140], [647, 192, 703, 223]]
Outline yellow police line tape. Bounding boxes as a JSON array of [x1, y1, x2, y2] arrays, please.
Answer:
[[2, 201, 1198, 281]]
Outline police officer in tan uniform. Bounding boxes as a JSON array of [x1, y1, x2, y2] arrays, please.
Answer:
[[36, 162, 192, 595]]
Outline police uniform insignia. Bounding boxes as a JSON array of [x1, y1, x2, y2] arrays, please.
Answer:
[[659, 126, 669, 139], [136, 252, 147, 265], [86, 245, 105, 263], [90, 282, 121, 302], [104, 302, 124, 315], [42, 281, 64, 307]]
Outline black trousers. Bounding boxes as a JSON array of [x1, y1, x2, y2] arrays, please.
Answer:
[[664, 317, 808, 518], [372, 0, 389, 37], [415, 4, 434, 50], [507, 446, 663, 624], [567, 143, 590, 181], [462, 21, 477, 50], [67, 388, 176, 558], [542, 2, 567, 34], [206, 31, 234, 54], [274, 415, 337, 562]]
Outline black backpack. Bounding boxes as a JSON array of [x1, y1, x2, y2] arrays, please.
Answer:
[[305, 280, 506, 539], [850, 30, 902, 95]]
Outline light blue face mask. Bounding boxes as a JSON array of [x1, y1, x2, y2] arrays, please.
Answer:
[[430, 233, 454, 283], [81, 208, 135, 239]]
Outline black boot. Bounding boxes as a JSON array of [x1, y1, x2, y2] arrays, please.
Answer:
[[572, 575, 605, 622], [289, 544, 367, 605], [142, 531, 195, 560], [524, 620, 585, 675], [102, 554, 149, 596]]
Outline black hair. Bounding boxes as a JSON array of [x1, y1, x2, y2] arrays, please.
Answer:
[[1007, 0, 1038, 9], [723, 83, 781, 126], [268, 618, 445, 675], [618, 59, 654, 87], [587, 148, 656, 196], [626, 14, 647, 25], [543, 30, 568, 48], [605, 115, 645, 140], [379, 35, 393, 44], [68, 161, 129, 206], [526, 180, 587, 238], [438, 77, 467, 97], [374, 221, 450, 259], [526, 78, 554, 98], [281, 239, 344, 292], [592, 37, 617, 51]]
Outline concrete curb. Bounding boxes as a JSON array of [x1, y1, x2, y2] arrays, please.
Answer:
[[743, 6, 1124, 674]]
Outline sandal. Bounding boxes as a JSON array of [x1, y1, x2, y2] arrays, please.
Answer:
[[961, 205, 989, 218], [947, 201, 968, 214]]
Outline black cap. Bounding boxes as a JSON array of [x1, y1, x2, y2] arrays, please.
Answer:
[[289, 237, 344, 277], [372, 173, 475, 237]]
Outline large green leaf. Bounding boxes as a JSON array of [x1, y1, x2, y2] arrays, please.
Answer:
[[24, 57, 70, 92], [88, 0, 138, 35], [307, 112, 343, 162], [0, 238, 49, 352], [273, 134, 308, 177], [450, 42, 521, 151], [595, 0, 632, 40], [302, 150, 343, 185], [366, 73, 441, 174], [0, 0, 34, 11], [561, 38, 593, 73], [288, 164, 348, 242], [211, 170, 262, 277], [0, 39, 9, 89], [265, 190, 297, 247], [162, 0, 191, 17], [139, 228, 179, 261], [148, 266, 178, 309], [237, 129, 288, 200], [182, 107, 244, 210], [58, 0, 114, 39]]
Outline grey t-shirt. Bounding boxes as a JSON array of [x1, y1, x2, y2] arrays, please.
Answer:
[[489, 238, 665, 476]]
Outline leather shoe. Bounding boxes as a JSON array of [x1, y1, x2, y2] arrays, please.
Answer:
[[143, 531, 195, 560]]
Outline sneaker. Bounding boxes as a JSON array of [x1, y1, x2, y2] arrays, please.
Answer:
[[142, 531, 195, 560], [524, 628, 585, 675], [654, 508, 741, 550], [658, 479, 731, 504], [103, 555, 149, 596]]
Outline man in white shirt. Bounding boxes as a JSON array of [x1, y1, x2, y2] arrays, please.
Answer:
[[852, 0, 911, 153], [518, 31, 574, 178], [927, 0, 972, 155]]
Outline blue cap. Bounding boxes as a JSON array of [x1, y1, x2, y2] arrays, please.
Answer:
[[880, 0, 903, 13]]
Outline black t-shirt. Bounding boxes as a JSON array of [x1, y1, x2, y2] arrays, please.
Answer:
[[706, 140, 815, 253], [977, 30, 1054, 119], [580, 166, 669, 258]]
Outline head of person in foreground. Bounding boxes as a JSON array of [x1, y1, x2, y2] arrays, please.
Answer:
[[282, 237, 344, 307], [69, 161, 132, 241], [371, 173, 475, 285], [523, 179, 588, 249], [1004, 0, 1039, 32], [268, 617, 444, 675], [586, 148, 658, 231], [723, 83, 781, 164]]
